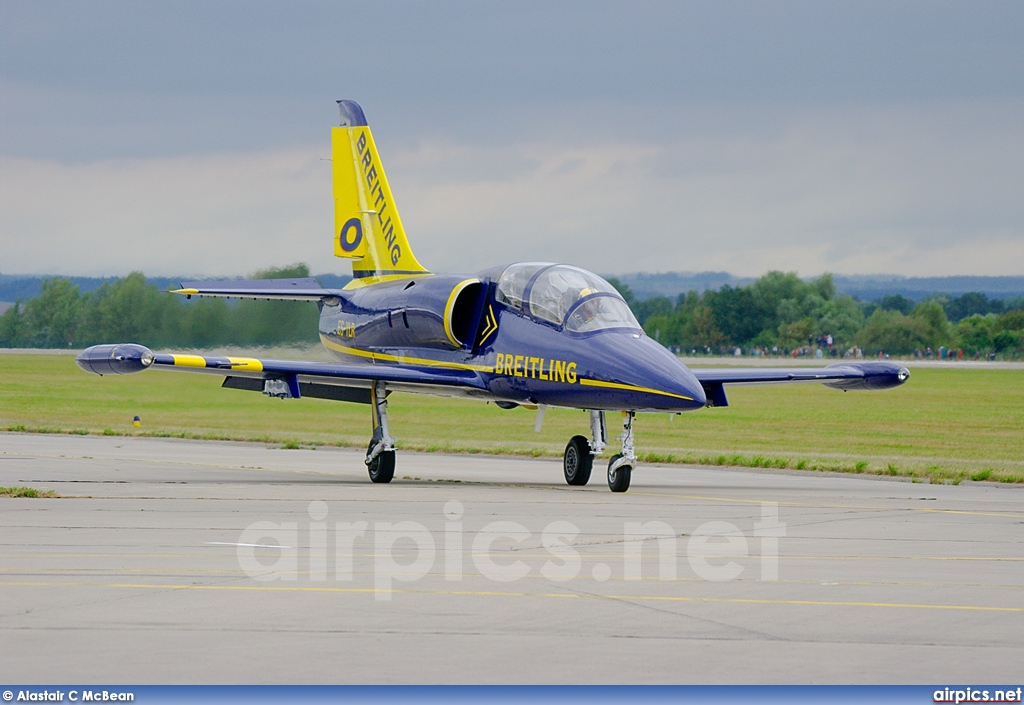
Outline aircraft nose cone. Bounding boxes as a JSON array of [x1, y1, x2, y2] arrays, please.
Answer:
[[586, 334, 706, 411], [676, 365, 707, 407], [647, 352, 704, 407]]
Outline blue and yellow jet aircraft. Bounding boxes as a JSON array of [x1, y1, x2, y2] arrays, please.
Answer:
[[77, 100, 909, 492]]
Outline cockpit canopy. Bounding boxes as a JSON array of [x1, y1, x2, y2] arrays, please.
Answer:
[[495, 263, 641, 333]]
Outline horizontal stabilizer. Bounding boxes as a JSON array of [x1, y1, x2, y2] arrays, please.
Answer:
[[173, 277, 342, 302]]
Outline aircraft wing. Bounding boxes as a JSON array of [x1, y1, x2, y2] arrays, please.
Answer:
[[76, 344, 487, 403], [172, 277, 342, 302], [690, 361, 910, 407]]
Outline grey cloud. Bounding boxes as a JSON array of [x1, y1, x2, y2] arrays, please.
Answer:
[[2, 1, 1023, 278], [4, 1, 1024, 157]]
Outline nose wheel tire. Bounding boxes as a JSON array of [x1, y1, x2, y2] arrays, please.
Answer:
[[366, 440, 396, 483], [607, 454, 632, 492], [563, 435, 593, 486]]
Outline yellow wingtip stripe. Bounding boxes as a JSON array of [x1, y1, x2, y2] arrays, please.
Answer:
[[171, 354, 207, 368], [226, 357, 263, 372], [170, 355, 263, 372]]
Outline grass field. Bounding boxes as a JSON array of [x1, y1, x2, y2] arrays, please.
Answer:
[[2, 353, 1022, 483]]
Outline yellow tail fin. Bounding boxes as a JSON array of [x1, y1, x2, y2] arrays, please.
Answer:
[[332, 100, 429, 280]]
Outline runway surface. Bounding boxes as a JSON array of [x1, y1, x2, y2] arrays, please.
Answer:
[[1, 432, 1021, 684]]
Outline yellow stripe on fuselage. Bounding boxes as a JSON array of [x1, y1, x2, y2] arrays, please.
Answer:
[[579, 378, 693, 401], [321, 335, 691, 400], [320, 335, 491, 373]]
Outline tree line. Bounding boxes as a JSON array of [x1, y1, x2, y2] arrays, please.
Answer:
[[605, 272, 1024, 358], [2, 266, 1023, 358], [0, 265, 319, 349]]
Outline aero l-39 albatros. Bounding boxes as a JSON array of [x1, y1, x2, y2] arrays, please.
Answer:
[[77, 100, 909, 492]]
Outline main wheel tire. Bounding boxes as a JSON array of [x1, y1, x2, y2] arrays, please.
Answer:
[[607, 454, 632, 493], [563, 435, 593, 486], [366, 440, 396, 484]]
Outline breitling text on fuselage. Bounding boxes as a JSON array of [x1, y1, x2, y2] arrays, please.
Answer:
[[494, 352, 577, 384]]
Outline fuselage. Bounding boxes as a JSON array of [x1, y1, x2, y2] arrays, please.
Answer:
[[317, 263, 707, 412]]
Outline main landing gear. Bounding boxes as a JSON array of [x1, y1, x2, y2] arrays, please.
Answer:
[[365, 385, 637, 491], [365, 380, 396, 483], [561, 410, 636, 492]]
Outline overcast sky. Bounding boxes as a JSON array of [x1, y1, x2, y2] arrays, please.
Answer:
[[2, 1, 1023, 278]]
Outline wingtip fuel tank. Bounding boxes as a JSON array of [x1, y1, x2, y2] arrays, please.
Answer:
[[76, 344, 155, 375], [822, 362, 911, 391]]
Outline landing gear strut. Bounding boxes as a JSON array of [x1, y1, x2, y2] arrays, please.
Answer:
[[365, 380, 396, 483], [606, 411, 635, 493], [562, 410, 607, 486]]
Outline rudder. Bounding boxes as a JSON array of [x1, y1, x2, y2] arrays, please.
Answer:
[[332, 100, 429, 279]]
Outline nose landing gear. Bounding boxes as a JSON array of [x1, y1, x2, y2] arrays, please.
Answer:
[[606, 411, 635, 493], [561, 410, 636, 492]]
